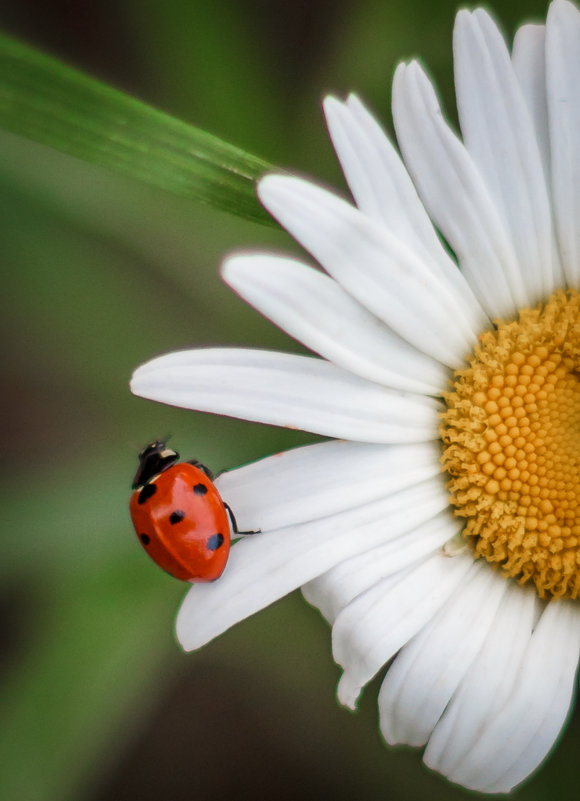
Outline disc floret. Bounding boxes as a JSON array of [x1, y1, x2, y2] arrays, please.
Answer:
[[441, 290, 580, 599]]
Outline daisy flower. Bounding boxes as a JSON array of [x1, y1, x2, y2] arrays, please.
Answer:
[[131, 0, 580, 792]]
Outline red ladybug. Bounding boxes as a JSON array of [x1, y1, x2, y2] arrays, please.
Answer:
[[130, 441, 247, 582]]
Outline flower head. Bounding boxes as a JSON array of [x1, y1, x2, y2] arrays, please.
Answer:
[[131, 0, 580, 792]]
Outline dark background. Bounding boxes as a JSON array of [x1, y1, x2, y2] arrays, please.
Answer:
[[1, 1, 577, 799]]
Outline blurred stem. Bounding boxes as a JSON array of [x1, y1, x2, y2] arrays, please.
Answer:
[[0, 32, 275, 224]]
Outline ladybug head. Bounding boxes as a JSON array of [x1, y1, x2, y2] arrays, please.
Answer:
[[132, 441, 179, 489]]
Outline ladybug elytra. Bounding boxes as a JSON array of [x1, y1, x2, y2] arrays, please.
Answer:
[[130, 441, 249, 582]]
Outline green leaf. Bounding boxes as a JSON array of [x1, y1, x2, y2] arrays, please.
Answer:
[[0, 33, 275, 224]]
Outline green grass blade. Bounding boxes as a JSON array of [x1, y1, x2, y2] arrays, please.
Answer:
[[0, 33, 275, 224]]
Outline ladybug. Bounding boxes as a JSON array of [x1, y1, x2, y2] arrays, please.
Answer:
[[130, 441, 250, 582]]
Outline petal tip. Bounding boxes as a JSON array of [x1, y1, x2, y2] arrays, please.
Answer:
[[175, 594, 200, 652], [322, 94, 341, 113], [337, 673, 362, 711], [550, 0, 580, 22], [129, 369, 145, 396], [221, 253, 246, 280], [257, 173, 297, 208]]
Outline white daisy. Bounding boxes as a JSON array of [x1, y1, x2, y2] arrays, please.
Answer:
[[131, 0, 580, 793]]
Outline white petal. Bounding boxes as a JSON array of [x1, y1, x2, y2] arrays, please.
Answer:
[[512, 22, 566, 291], [216, 439, 443, 533], [451, 598, 580, 793], [424, 581, 537, 780], [176, 477, 450, 651], [512, 24, 550, 180], [324, 94, 489, 332], [392, 60, 523, 321], [222, 254, 448, 394], [302, 510, 461, 623], [323, 95, 389, 229], [546, 0, 580, 285], [131, 348, 441, 444], [378, 562, 507, 747], [333, 550, 473, 709], [454, 9, 556, 301], [259, 175, 479, 368]]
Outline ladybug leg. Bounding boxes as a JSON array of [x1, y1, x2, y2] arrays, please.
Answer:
[[187, 460, 214, 481], [224, 503, 260, 536]]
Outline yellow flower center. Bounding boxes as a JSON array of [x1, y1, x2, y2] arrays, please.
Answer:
[[441, 289, 580, 600]]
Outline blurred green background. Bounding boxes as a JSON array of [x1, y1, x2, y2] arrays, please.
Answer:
[[1, 1, 578, 799]]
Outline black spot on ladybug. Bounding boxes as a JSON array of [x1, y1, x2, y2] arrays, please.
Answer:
[[207, 533, 224, 551], [193, 483, 208, 495], [140, 533, 151, 546], [170, 510, 185, 525], [138, 483, 157, 504]]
